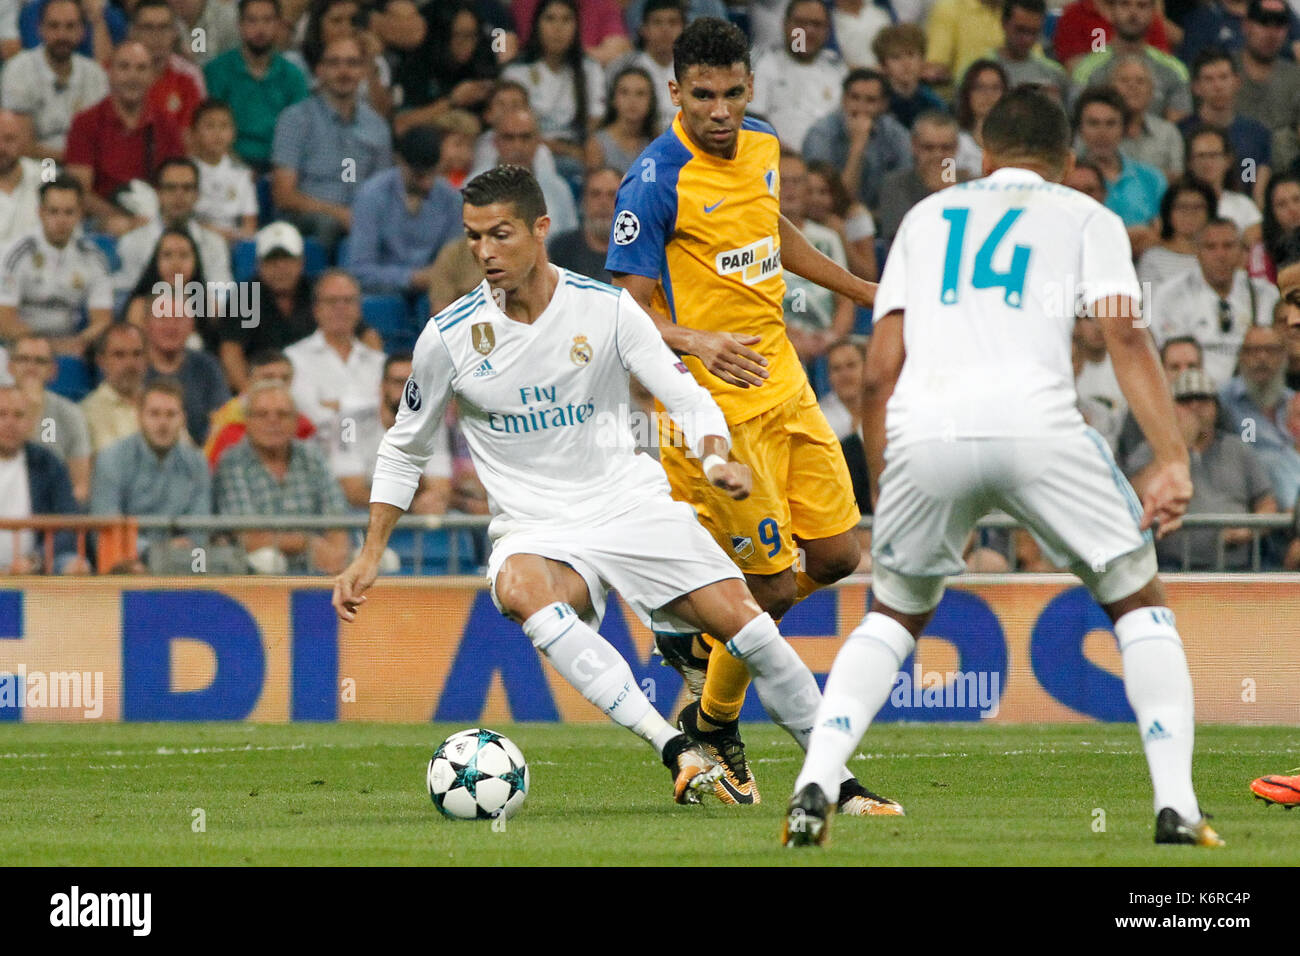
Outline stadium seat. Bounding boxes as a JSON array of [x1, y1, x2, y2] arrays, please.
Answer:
[[387, 528, 476, 575], [853, 304, 874, 337], [413, 293, 432, 333], [255, 175, 275, 227], [302, 238, 328, 277], [86, 232, 120, 272], [1043, 11, 1059, 49], [233, 236, 336, 281], [232, 240, 256, 282], [362, 294, 416, 353], [50, 356, 94, 402], [335, 236, 350, 266]]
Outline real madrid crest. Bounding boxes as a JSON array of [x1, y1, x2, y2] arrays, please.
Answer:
[[32, 252, 43, 269], [70, 271, 84, 290], [472, 321, 495, 355], [570, 334, 592, 366]]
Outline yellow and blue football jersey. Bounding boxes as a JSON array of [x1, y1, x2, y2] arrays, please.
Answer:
[[605, 114, 806, 424]]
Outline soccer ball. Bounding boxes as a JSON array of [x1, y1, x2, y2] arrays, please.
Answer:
[[427, 728, 529, 821]]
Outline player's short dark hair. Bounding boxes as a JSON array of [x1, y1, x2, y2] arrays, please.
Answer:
[[1159, 335, 1203, 363], [982, 85, 1070, 166], [153, 156, 199, 187], [191, 98, 233, 128], [1002, 0, 1046, 19], [462, 165, 548, 225], [384, 352, 414, 377], [38, 175, 83, 204], [1072, 85, 1129, 129], [843, 67, 887, 95], [238, 0, 280, 20], [1191, 46, 1236, 81], [672, 16, 750, 81]]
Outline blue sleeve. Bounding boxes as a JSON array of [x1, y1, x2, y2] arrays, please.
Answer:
[[604, 157, 679, 280], [347, 180, 414, 292], [270, 103, 305, 171]]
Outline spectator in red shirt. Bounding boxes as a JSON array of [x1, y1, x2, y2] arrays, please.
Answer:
[[511, 0, 629, 65], [132, 0, 205, 136], [1055, 0, 1173, 71], [65, 41, 185, 236]]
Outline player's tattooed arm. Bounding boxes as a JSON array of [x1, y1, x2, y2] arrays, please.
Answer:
[[778, 214, 877, 309], [612, 272, 769, 388], [861, 310, 905, 509]]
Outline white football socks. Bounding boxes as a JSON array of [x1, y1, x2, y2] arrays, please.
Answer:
[[725, 613, 852, 784], [1115, 607, 1200, 820], [793, 612, 916, 802], [725, 612, 822, 749], [523, 603, 679, 755]]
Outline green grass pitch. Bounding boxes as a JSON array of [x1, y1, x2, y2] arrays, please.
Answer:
[[1, 722, 1296, 866]]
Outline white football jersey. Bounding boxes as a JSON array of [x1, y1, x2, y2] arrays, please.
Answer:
[[874, 166, 1142, 448], [372, 267, 730, 532]]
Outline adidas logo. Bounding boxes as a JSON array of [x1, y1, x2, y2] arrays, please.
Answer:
[[822, 715, 852, 734], [472, 359, 496, 378], [1144, 720, 1171, 742]]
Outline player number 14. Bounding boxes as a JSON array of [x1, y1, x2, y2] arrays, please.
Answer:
[[939, 207, 1032, 308]]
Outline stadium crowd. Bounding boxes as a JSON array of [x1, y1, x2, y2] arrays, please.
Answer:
[[0, 0, 1295, 573]]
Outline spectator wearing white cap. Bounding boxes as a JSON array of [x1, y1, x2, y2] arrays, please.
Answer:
[[1130, 367, 1279, 570], [217, 221, 314, 392]]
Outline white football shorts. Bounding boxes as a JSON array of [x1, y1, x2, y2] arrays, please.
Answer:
[[871, 428, 1157, 613], [487, 494, 745, 633]]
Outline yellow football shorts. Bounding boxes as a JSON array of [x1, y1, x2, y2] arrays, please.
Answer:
[[659, 382, 861, 577]]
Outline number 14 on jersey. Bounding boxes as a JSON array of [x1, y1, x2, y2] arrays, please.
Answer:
[[939, 207, 1032, 308]]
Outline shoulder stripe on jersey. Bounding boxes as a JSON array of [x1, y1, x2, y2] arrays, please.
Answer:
[[567, 276, 620, 297], [435, 288, 485, 330], [2, 236, 36, 272], [741, 115, 779, 139], [433, 285, 484, 323], [435, 287, 484, 326]]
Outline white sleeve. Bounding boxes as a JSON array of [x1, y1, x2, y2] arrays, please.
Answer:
[[422, 416, 453, 480], [371, 332, 455, 509], [872, 216, 908, 316], [1078, 208, 1141, 308], [614, 290, 729, 458]]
